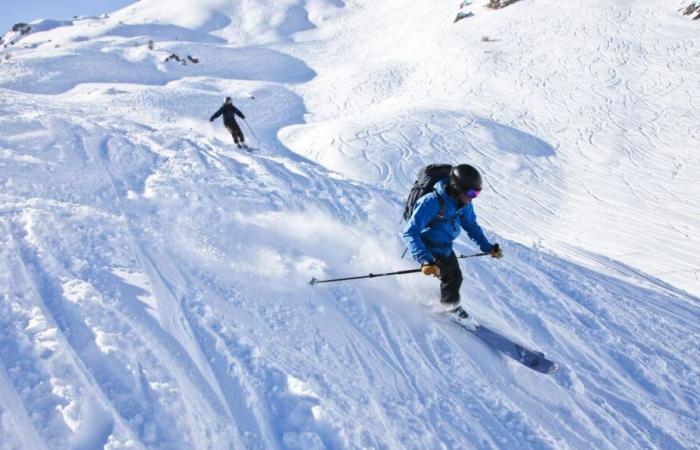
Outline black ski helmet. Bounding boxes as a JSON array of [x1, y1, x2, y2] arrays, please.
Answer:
[[449, 164, 482, 192], [224, 96, 232, 104]]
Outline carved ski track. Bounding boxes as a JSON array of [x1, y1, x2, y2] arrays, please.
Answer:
[[61, 120, 246, 446], [331, 294, 562, 449], [366, 304, 444, 438], [342, 338, 405, 448], [176, 294, 282, 449], [501, 249, 699, 413], [0, 221, 59, 450], [333, 301, 553, 449], [0, 358, 48, 450], [2, 217, 145, 448], [436, 321, 567, 450], [14, 128, 249, 444]]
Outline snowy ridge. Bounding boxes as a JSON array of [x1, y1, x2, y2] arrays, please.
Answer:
[[1, 0, 699, 449]]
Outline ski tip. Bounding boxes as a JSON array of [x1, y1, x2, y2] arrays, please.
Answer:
[[546, 362, 560, 375], [535, 360, 560, 375]]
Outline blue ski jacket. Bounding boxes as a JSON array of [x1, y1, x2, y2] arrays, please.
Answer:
[[402, 178, 494, 264]]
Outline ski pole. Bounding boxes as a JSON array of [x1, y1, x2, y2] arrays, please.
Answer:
[[309, 252, 489, 286], [458, 252, 489, 258], [243, 119, 260, 145], [310, 268, 422, 286]]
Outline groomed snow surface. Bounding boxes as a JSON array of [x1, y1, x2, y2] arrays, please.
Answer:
[[1, 0, 698, 449]]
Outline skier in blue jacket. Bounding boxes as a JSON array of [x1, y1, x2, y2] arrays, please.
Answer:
[[402, 164, 503, 313]]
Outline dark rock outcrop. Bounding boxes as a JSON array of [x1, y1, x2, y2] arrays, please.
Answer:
[[681, 2, 700, 19], [486, 0, 522, 9], [164, 53, 200, 65]]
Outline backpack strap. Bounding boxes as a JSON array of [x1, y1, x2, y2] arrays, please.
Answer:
[[436, 193, 445, 220], [427, 191, 445, 227]]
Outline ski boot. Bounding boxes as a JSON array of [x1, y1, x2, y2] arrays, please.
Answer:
[[446, 304, 479, 330]]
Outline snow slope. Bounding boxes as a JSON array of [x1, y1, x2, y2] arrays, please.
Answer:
[[1, 0, 698, 449]]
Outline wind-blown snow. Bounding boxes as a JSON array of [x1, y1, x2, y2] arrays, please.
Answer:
[[1, 0, 698, 449]]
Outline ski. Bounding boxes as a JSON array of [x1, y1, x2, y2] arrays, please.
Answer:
[[233, 145, 257, 152], [449, 308, 559, 374]]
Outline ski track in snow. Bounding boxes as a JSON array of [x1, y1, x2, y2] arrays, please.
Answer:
[[1, 0, 699, 449]]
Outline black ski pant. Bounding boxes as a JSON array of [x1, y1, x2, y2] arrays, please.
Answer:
[[435, 251, 463, 306], [225, 121, 245, 144]]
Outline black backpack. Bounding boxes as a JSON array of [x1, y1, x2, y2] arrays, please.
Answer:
[[402, 164, 452, 223]]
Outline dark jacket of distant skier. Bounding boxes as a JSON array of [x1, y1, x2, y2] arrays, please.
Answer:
[[402, 164, 503, 308], [210, 97, 246, 146]]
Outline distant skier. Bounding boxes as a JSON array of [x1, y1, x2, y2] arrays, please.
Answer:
[[402, 164, 503, 317], [210, 96, 247, 148]]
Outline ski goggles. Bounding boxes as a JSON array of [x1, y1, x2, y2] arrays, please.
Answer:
[[465, 189, 481, 199]]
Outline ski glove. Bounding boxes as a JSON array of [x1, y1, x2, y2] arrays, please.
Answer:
[[490, 243, 503, 259], [421, 262, 441, 277]]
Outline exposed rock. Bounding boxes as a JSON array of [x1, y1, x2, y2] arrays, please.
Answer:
[[164, 53, 200, 65], [486, 0, 522, 9], [2, 22, 32, 48], [454, 11, 474, 23], [681, 2, 700, 19], [11, 23, 31, 34], [454, 0, 474, 23]]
